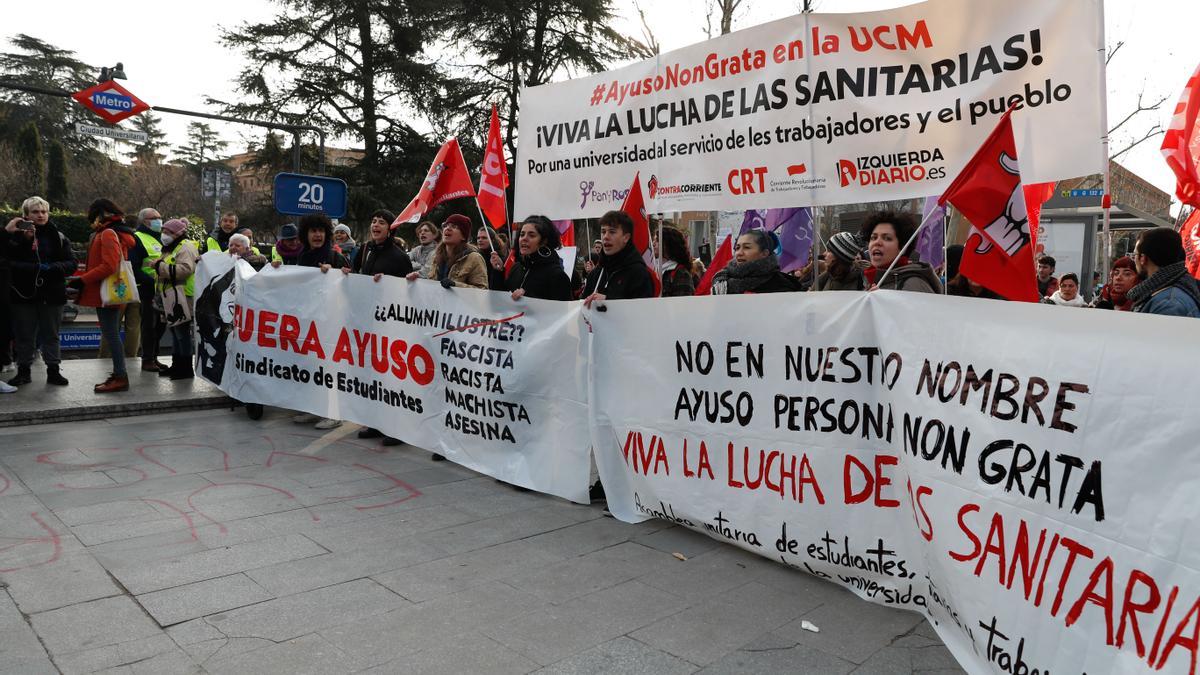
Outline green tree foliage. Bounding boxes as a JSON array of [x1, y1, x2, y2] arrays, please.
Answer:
[[14, 121, 45, 196], [0, 34, 98, 154], [427, 0, 655, 158], [46, 138, 68, 205], [126, 112, 169, 162], [172, 122, 228, 170]]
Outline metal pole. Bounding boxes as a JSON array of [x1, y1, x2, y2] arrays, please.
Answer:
[[1096, 1, 1112, 282], [876, 208, 942, 289], [811, 207, 821, 289]]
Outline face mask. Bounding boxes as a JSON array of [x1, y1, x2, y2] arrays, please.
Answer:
[[148, 219, 163, 232], [161, 234, 175, 246]]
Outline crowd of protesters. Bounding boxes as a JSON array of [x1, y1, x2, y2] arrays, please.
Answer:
[[1, 196, 1197, 399]]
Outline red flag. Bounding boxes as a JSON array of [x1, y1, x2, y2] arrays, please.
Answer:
[[477, 106, 510, 229], [392, 138, 476, 228], [554, 220, 576, 247], [1180, 208, 1200, 280], [938, 110, 1039, 302], [618, 172, 661, 295], [1162, 63, 1200, 208], [695, 234, 733, 296], [620, 173, 654, 266]]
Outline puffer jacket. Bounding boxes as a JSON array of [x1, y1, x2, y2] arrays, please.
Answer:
[[428, 245, 488, 289]]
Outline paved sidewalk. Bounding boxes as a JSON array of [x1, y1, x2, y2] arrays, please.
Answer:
[[0, 359, 230, 428], [0, 408, 963, 674]]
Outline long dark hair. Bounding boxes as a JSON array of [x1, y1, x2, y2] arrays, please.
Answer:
[[659, 226, 691, 269], [520, 215, 560, 251], [859, 210, 918, 259]]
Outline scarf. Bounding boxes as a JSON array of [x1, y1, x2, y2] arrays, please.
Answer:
[[275, 238, 304, 258], [720, 254, 781, 294], [1047, 289, 1086, 307], [863, 256, 909, 286], [1126, 261, 1200, 309]]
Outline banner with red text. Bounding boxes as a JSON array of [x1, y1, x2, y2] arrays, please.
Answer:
[[194, 253, 591, 502], [587, 291, 1200, 674], [516, 0, 1104, 219]]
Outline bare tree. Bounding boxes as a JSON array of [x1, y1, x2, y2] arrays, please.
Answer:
[[634, 1, 660, 55], [703, 0, 744, 38]]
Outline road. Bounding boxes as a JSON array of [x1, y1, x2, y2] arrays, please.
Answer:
[[0, 408, 963, 674]]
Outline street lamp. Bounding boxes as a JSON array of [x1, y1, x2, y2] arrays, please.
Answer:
[[98, 63, 127, 83]]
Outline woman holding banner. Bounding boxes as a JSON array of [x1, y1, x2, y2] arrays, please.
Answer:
[[506, 216, 572, 302], [860, 211, 941, 294], [710, 230, 802, 295]]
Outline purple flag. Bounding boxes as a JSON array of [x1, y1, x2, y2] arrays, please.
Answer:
[[739, 208, 813, 272], [916, 196, 946, 270]]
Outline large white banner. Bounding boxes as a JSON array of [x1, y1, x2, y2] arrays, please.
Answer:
[[588, 292, 1200, 675], [193, 253, 592, 503], [515, 0, 1104, 219]]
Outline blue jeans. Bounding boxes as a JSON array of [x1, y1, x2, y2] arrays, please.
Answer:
[[96, 306, 126, 377], [171, 322, 193, 362]]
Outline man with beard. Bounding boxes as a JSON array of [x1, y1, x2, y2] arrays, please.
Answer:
[[342, 209, 412, 446], [1128, 227, 1200, 317]]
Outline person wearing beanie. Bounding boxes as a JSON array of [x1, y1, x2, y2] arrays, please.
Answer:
[[406, 214, 487, 290], [1128, 227, 1200, 317], [1091, 256, 1137, 311], [69, 198, 137, 392], [152, 219, 200, 380], [271, 224, 303, 266], [333, 223, 358, 265], [811, 230, 865, 291]]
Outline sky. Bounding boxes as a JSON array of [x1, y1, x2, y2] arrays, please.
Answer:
[[5, 0, 1195, 212]]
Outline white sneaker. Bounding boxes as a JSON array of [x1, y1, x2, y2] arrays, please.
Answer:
[[292, 413, 319, 424], [314, 418, 343, 430], [0, 380, 16, 394]]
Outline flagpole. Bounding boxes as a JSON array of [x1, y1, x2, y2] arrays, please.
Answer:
[[811, 207, 821, 289], [1096, 0, 1112, 284], [657, 215, 664, 297], [941, 208, 949, 295], [876, 208, 941, 289]]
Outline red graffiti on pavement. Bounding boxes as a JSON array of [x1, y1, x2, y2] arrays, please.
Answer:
[[0, 512, 62, 573]]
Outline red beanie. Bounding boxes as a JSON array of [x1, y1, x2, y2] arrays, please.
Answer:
[[442, 214, 472, 241], [1112, 256, 1135, 272]]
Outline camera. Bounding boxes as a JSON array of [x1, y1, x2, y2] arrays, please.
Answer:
[[16, 219, 35, 231]]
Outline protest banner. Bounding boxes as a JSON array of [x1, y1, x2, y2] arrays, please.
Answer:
[[587, 291, 1200, 675], [516, 0, 1104, 219], [194, 253, 592, 502]]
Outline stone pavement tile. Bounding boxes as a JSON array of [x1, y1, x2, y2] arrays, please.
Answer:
[[392, 465, 493, 490], [30, 595, 162, 657], [412, 503, 594, 556], [634, 526, 722, 559], [849, 629, 965, 674], [165, 619, 272, 668], [321, 582, 547, 667], [636, 548, 768, 604], [524, 514, 669, 559], [362, 631, 539, 675], [696, 632, 856, 675], [506, 542, 670, 604], [303, 503, 479, 552], [52, 633, 194, 675], [0, 592, 55, 674], [203, 633, 369, 675], [52, 500, 160, 527], [35, 474, 214, 511], [630, 580, 818, 666], [104, 532, 327, 594], [372, 539, 566, 603], [96, 648, 203, 675], [537, 636, 698, 675], [1, 552, 122, 615], [482, 580, 688, 666], [245, 537, 447, 596], [136, 573, 274, 627], [205, 578, 409, 642], [452, 487, 565, 519], [70, 511, 200, 547], [772, 596, 927, 665]]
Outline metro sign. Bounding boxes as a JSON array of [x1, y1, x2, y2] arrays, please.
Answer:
[[71, 80, 149, 125]]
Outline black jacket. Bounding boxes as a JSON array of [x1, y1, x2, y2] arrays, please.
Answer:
[[2, 221, 75, 305], [298, 242, 348, 269], [353, 237, 413, 278], [507, 251, 573, 301], [583, 242, 654, 300], [129, 224, 161, 286]]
